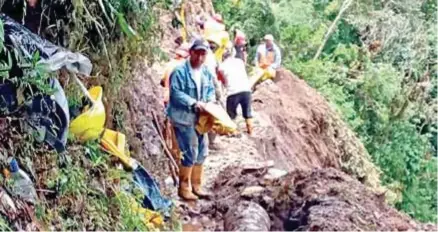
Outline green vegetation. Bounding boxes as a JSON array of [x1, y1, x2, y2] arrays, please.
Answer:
[[0, 0, 177, 230], [215, 0, 437, 223]]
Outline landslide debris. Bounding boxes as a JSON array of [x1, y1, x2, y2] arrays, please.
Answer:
[[213, 166, 436, 231], [251, 69, 384, 193]]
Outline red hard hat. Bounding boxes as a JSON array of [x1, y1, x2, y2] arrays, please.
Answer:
[[234, 29, 246, 46], [212, 13, 223, 23]]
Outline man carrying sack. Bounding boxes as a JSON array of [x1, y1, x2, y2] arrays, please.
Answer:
[[167, 39, 216, 201], [250, 34, 282, 88]]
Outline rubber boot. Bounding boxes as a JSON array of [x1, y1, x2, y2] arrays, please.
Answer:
[[245, 118, 253, 136], [191, 164, 212, 198], [178, 166, 198, 201]]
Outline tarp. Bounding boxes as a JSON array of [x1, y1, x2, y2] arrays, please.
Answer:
[[0, 13, 94, 152], [249, 67, 276, 89], [25, 78, 70, 152], [196, 103, 237, 135], [0, 13, 92, 76], [132, 161, 173, 215]]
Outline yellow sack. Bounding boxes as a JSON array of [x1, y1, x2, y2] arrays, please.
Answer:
[[100, 129, 132, 168], [205, 31, 230, 62], [196, 113, 215, 134], [249, 67, 276, 89], [196, 103, 237, 135], [70, 86, 106, 142], [203, 20, 226, 39]]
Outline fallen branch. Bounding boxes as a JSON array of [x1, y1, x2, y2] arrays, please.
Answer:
[[168, 160, 178, 187], [313, 0, 354, 60], [151, 111, 179, 174], [72, 73, 96, 105]]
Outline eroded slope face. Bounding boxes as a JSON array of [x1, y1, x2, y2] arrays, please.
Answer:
[[251, 69, 382, 190], [214, 166, 435, 231]]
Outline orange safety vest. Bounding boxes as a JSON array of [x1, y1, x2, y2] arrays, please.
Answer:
[[162, 58, 185, 105], [258, 50, 275, 69]]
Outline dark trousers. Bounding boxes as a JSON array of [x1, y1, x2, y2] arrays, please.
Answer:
[[226, 91, 252, 119]]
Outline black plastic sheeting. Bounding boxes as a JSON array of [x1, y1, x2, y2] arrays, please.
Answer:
[[1, 13, 92, 75], [0, 13, 92, 152]]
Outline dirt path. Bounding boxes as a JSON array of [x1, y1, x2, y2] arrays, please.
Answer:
[[204, 111, 270, 189], [177, 108, 274, 231]]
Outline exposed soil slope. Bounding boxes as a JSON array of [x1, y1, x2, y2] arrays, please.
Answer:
[[251, 69, 383, 191], [214, 166, 435, 231]]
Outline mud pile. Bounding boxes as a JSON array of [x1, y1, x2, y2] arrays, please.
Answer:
[[251, 69, 383, 191], [213, 166, 436, 231]]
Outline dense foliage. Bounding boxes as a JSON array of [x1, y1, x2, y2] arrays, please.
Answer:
[[0, 0, 178, 230], [215, 0, 437, 223]]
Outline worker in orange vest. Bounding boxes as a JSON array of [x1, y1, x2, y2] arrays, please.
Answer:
[[255, 34, 281, 71], [161, 43, 191, 106], [161, 42, 190, 163]]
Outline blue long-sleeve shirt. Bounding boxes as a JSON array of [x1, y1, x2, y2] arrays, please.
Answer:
[[167, 60, 216, 127], [254, 43, 282, 69]]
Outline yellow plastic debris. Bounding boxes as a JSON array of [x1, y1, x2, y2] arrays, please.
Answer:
[[205, 31, 230, 62], [100, 129, 132, 168], [203, 19, 226, 39], [69, 86, 106, 141], [196, 103, 237, 135], [179, 0, 187, 42], [128, 195, 164, 228], [249, 67, 276, 89]]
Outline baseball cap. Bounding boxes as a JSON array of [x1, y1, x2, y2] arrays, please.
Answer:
[[264, 34, 274, 41], [190, 39, 209, 51]]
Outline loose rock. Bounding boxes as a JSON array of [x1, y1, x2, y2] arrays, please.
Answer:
[[241, 186, 265, 197]]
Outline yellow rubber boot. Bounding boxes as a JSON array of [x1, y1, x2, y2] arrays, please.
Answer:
[[245, 118, 253, 136], [192, 164, 212, 198], [178, 166, 198, 201]]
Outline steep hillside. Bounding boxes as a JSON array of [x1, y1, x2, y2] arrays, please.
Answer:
[[174, 70, 435, 231], [0, 0, 435, 230], [251, 69, 382, 190]]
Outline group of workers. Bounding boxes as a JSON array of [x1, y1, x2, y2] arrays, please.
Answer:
[[161, 12, 282, 201]]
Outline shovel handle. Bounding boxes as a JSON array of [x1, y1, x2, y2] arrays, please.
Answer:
[[151, 111, 180, 173], [72, 73, 96, 106]]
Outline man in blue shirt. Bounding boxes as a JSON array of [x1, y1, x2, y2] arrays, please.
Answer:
[[167, 39, 216, 200]]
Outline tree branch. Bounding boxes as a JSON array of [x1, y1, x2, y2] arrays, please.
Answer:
[[313, 0, 354, 60]]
